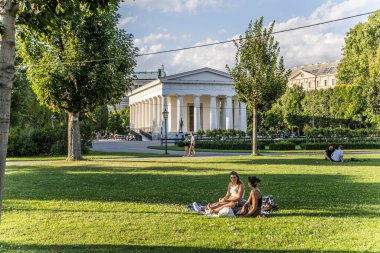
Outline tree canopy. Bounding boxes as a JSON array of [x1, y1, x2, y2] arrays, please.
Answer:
[[227, 17, 290, 154]]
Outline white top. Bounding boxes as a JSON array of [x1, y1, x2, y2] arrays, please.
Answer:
[[331, 149, 344, 161], [229, 184, 244, 199]]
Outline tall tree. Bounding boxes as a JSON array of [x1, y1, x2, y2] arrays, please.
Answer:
[[338, 11, 380, 126], [0, 0, 118, 221], [280, 85, 306, 135], [18, 5, 137, 160], [227, 17, 290, 155], [368, 49, 380, 120]]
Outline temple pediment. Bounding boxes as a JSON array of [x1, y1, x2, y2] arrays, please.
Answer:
[[161, 67, 232, 83]]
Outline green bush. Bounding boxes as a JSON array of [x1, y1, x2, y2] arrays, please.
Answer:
[[194, 140, 265, 150], [7, 125, 90, 157], [300, 142, 380, 150], [300, 143, 329, 150], [268, 141, 296, 150]]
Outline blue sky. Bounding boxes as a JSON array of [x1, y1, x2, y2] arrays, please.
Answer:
[[118, 0, 380, 74]]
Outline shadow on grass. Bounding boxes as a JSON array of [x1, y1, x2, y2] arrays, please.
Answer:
[[0, 243, 376, 253], [4, 162, 380, 218], [108, 156, 380, 167]]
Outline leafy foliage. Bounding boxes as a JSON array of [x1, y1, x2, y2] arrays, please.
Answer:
[[226, 17, 290, 154], [18, 8, 137, 114]]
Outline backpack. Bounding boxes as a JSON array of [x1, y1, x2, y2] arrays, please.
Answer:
[[261, 195, 278, 211]]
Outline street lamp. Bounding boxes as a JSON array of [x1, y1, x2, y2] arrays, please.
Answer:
[[162, 109, 169, 154]]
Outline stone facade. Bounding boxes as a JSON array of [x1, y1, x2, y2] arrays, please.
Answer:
[[128, 67, 247, 138], [288, 60, 339, 91]]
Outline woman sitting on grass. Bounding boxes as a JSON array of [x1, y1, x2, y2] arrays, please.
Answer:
[[239, 176, 263, 218], [204, 171, 245, 214]]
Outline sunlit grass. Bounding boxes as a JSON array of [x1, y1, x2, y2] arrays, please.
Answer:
[[1, 154, 379, 252]]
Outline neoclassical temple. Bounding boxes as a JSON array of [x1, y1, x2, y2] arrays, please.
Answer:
[[128, 67, 247, 138]]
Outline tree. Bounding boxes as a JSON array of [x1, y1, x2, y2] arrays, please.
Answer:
[[0, 0, 118, 221], [18, 5, 137, 160], [338, 12, 380, 86], [368, 49, 380, 121], [280, 85, 306, 135], [338, 11, 380, 126], [227, 17, 290, 155]]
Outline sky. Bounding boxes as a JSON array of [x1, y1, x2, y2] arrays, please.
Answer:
[[118, 0, 380, 75]]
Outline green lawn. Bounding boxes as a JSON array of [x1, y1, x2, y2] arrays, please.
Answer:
[[1, 154, 379, 252]]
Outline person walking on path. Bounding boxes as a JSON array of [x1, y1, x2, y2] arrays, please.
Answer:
[[183, 134, 191, 157], [189, 132, 196, 157]]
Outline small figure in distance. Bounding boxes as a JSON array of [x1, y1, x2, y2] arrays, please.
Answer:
[[331, 145, 344, 162], [183, 134, 190, 157], [324, 144, 335, 161], [175, 134, 179, 145], [189, 132, 196, 157]]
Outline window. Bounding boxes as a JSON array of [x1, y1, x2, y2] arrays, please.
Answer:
[[308, 82, 311, 88], [323, 67, 336, 74], [324, 80, 327, 86], [310, 69, 319, 75], [301, 83, 303, 88], [317, 81, 319, 87]]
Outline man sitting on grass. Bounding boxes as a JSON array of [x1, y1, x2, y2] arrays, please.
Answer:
[[331, 145, 344, 162], [324, 144, 335, 161]]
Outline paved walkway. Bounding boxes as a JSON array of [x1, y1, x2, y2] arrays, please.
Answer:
[[91, 140, 247, 157]]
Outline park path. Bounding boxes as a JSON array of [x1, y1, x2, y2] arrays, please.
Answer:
[[90, 139, 248, 157]]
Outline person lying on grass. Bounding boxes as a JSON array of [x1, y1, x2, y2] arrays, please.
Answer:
[[239, 176, 264, 218], [204, 171, 245, 214]]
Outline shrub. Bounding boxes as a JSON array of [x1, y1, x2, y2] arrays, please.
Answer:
[[195, 140, 265, 150], [268, 141, 296, 150], [300, 142, 380, 150], [300, 143, 329, 150]]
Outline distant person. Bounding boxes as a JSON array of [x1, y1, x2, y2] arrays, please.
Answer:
[[324, 144, 335, 161], [189, 132, 196, 157], [95, 131, 100, 142], [183, 134, 190, 157], [331, 145, 344, 162]]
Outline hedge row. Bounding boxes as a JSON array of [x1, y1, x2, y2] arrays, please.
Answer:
[[268, 142, 296, 150], [7, 126, 90, 157], [301, 143, 380, 150], [178, 140, 265, 150]]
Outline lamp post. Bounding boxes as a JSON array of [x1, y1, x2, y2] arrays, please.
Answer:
[[162, 109, 169, 154]]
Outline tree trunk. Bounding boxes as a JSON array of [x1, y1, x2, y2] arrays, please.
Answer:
[[0, 1, 18, 222], [252, 105, 258, 155], [67, 112, 82, 160]]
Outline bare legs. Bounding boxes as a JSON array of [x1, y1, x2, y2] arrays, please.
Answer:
[[206, 200, 236, 214]]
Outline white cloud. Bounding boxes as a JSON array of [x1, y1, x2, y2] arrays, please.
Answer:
[[170, 36, 238, 72], [134, 0, 380, 73], [118, 16, 138, 27], [122, 0, 219, 13], [142, 33, 177, 44], [274, 0, 380, 68]]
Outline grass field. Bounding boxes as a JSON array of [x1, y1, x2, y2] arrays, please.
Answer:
[[1, 153, 379, 252]]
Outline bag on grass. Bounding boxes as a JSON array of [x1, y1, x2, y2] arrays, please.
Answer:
[[261, 195, 278, 211], [218, 207, 235, 217]]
